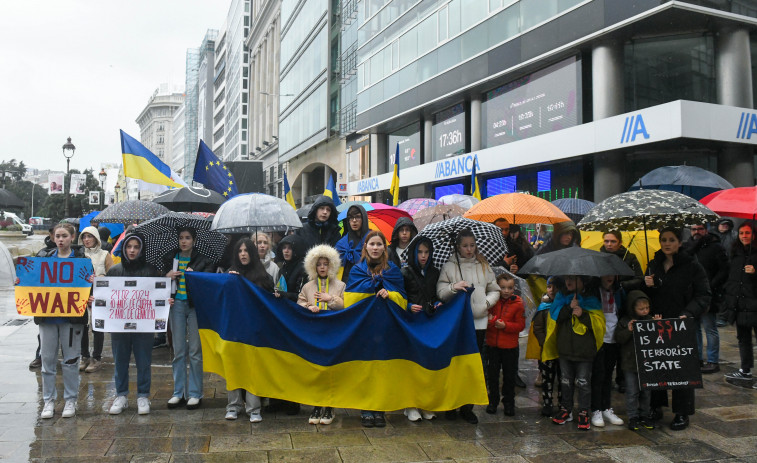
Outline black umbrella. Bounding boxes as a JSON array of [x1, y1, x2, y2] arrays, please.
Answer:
[[133, 212, 229, 273], [93, 200, 170, 225], [630, 165, 734, 201], [152, 187, 226, 213], [401, 216, 508, 270], [518, 246, 635, 277]]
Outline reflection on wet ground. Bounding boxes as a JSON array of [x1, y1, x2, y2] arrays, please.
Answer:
[[0, 288, 755, 462]]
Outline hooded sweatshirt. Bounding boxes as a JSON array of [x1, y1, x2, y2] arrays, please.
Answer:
[[535, 220, 581, 255], [335, 205, 370, 283], [615, 290, 654, 373], [298, 244, 346, 310], [401, 236, 440, 314], [275, 233, 308, 302], [296, 196, 341, 250], [107, 234, 160, 279], [387, 216, 417, 268], [79, 225, 110, 276]]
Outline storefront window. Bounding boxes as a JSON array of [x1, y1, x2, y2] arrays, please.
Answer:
[[431, 103, 466, 161], [388, 123, 422, 171], [435, 183, 464, 199], [624, 35, 715, 112]]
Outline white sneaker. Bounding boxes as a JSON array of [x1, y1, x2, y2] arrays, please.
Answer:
[[404, 408, 422, 422], [62, 400, 76, 418], [420, 410, 436, 420], [225, 410, 238, 420], [109, 396, 128, 415], [602, 408, 624, 425], [249, 413, 262, 423], [40, 400, 55, 419], [591, 409, 605, 427], [137, 397, 150, 415]]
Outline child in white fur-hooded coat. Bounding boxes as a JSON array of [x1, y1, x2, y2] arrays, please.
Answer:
[[297, 245, 346, 312]]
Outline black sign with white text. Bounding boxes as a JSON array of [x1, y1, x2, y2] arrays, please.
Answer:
[[633, 318, 703, 390]]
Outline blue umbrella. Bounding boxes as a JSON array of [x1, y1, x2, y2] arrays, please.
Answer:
[[551, 198, 596, 223], [629, 165, 734, 200], [79, 210, 124, 237]]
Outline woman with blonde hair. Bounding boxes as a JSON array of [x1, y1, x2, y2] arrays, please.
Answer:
[[253, 232, 279, 280]]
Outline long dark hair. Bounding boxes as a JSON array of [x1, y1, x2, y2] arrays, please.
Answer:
[[230, 237, 274, 291], [361, 230, 389, 275]]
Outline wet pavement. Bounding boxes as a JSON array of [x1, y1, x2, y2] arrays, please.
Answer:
[[0, 284, 756, 462]]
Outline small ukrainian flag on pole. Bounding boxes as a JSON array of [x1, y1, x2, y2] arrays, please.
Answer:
[[284, 171, 296, 209], [323, 175, 342, 207], [390, 143, 400, 206], [471, 154, 482, 200]]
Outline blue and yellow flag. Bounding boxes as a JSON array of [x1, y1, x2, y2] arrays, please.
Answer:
[[283, 171, 296, 209], [541, 291, 606, 362], [323, 175, 342, 207], [121, 130, 187, 189], [186, 272, 487, 411], [471, 154, 482, 200], [390, 143, 400, 206], [193, 140, 239, 198]]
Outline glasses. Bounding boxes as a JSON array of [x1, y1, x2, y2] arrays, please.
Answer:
[[691, 227, 706, 231], [348, 216, 361, 222]]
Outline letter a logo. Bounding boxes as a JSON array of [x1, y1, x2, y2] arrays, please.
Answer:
[[621, 115, 651, 144]]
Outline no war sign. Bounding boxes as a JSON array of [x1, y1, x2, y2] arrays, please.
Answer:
[[15, 257, 93, 317]]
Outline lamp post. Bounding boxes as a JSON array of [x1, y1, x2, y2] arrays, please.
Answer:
[[98, 168, 107, 211], [62, 137, 76, 217]]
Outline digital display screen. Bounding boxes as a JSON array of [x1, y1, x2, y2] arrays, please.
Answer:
[[435, 183, 464, 200], [431, 103, 466, 161], [388, 123, 421, 170], [482, 57, 580, 149], [537, 170, 552, 192], [487, 175, 517, 196]]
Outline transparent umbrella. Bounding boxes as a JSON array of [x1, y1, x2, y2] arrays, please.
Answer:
[[211, 193, 302, 233]]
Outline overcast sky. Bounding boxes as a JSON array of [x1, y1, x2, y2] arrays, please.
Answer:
[[0, 1, 228, 174]]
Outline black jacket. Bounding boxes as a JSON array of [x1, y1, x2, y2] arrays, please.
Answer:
[[644, 250, 711, 320], [388, 216, 417, 268], [600, 245, 644, 292], [401, 236, 440, 314], [724, 240, 757, 327], [36, 236, 57, 255], [713, 218, 736, 257], [616, 290, 653, 373], [275, 234, 308, 302], [296, 196, 341, 251], [34, 246, 88, 325], [684, 233, 729, 312], [554, 293, 598, 362], [161, 249, 214, 304], [535, 220, 581, 255]]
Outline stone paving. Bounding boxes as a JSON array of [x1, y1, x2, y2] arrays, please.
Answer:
[[0, 286, 756, 462]]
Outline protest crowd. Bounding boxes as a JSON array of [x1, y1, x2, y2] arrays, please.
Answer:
[[16, 188, 757, 437]]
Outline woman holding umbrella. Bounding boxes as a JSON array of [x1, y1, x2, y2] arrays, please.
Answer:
[[643, 226, 710, 430], [437, 228, 500, 424], [164, 227, 215, 411]]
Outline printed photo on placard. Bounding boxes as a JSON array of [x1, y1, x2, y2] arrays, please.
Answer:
[[92, 276, 171, 332]]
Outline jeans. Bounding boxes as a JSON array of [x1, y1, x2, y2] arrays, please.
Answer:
[[39, 323, 83, 402], [170, 299, 203, 399], [623, 370, 650, 419], [539, 360, 562, 407], [227, 389, 261, 415], [559, 358, 592, 412], [486, 346, 519, 407], [736, 324, 757, 371], [111, 333, 153, 398], [696, 312, 719, 363], [591, 343, 619, 411]]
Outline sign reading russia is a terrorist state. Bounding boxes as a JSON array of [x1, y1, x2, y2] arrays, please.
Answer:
[[633, 318, 703, 390], [15, 257, 93, 317]]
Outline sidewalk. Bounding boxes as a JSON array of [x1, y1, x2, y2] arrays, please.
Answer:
[[0, 287, 755, 462]]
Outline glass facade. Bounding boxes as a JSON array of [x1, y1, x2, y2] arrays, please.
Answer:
[[278, 84, 328, 155], [280, 26, 328, 111], [624, 35, 716, 112]]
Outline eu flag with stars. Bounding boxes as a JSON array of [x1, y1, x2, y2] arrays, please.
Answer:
[[193, 140, 239, 198]]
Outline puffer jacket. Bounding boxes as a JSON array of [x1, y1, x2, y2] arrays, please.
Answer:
[[724, 238, 757, 327], [298, 244, 346, 310], [486, 295, 525, 349], [535, 220, 581, 255], [296, 195, 341, 250], [34, 246, 88, 325], [644, 249, 711, 320], [275, 234, 308, 302], [615, 290, 653, 373], [437, 253, 500, 329], [388, 216, 417, 268]]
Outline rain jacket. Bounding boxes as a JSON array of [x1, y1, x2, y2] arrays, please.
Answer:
[[387, 216, 417, 268], [275, 234, 308, 302], [296, 196, 341, 250], [724, 223, 757, 327], [644, 249, 711, 320], [615, 290, 653, 373], [437, 254, 500, 330], [298, 244, 345, 310], [683, 232, 729, 313], [34, 245, 88, 326], [599, 245, 644, 291], [79, 226, 110, 277], [335, 205, 370, 283], [486, 295, 525, 349], [535, 220, 581, 255], [401, 236, 440, 314]]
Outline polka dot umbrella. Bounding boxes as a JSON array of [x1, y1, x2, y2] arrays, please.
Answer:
[[93, 200, 170, 225], [132, 212, 229, 274]]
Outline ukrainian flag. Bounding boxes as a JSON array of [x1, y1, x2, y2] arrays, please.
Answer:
[[185, 272, 487, 411], [540, 290, 606, 362], [121, 130, 187, 189], [323, 175, 342, 207], [390, 143, 400, 206], [471, 154, 482, 200], [283, 172, 296, 209]]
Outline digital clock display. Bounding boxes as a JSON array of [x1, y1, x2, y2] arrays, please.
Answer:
[[431, 103, 466, 161], [482, 57, 581, 149]]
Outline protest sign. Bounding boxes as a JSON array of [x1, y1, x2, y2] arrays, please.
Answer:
[[15, 257, 93, 317], [92, 277, 171, 332], [633, 318, 703, 390]]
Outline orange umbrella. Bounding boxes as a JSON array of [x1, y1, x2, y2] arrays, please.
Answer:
[[463, 193, 571, 224]]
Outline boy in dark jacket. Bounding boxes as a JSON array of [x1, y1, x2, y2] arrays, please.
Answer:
[[485, 273, 525, 416], [274, 234, 308, 302], [296, 196, 341, 251], [388, 217, 417, 268], [616, 290, 658, 431]]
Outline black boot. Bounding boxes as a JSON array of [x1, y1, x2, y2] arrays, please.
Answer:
[[670, 414, 689, 431]]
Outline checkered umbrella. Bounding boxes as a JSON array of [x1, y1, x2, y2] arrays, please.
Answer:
[[401, 216, 508, 270], [133, 212, 229, 274], [93, 200, 170, 225]]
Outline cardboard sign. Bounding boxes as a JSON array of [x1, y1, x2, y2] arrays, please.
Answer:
[[92, 277, 171, 332], [15, 257, 93, 317], [633, 318, 703, 390]]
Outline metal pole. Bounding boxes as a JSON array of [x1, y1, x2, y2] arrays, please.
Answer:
[[64, 158, 70, 217]]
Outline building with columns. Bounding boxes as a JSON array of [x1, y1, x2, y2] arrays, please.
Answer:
[[344, 0, 757, 204]]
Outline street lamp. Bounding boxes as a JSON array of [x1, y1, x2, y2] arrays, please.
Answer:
[[98, 168, 107, 210], [62, 137, 76, 217]]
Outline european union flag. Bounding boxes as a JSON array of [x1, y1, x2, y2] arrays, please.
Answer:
[[193, 140, 239, 198]]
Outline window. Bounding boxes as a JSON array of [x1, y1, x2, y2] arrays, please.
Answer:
[[438, 6, 448, 42]]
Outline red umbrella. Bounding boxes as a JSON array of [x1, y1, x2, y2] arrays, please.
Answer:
[[700, 187, 757, 219]]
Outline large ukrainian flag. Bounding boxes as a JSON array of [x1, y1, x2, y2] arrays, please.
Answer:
[[186, 272, 487, 411], [121, 130, 186, 188]]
